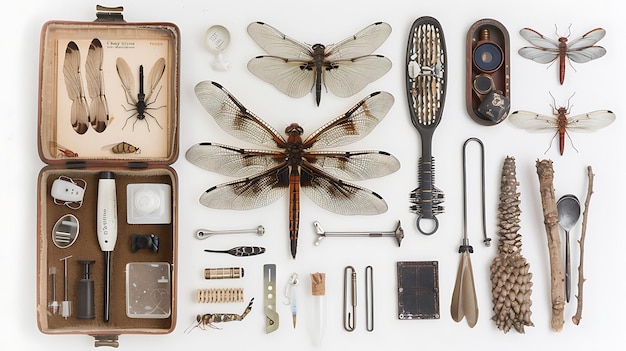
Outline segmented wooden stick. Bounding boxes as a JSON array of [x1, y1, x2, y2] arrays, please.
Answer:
[[535, 159, 565, 332]]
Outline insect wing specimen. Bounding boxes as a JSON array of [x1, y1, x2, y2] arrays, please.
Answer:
[[510, 105, 615, 155], [85, 39, 110, 132], [518, 27, 606, 84], [247, 22, 392, 106], [116, 57, 166, 131], [63, 41, 90, 134], [187, 81, 400, 258]]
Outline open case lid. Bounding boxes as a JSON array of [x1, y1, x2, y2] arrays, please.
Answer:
[[38, 6, 180, 166]]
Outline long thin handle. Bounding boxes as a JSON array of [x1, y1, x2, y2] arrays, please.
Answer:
[[565, 230, 571, 303]]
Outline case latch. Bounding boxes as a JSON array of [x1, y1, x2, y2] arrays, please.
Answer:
[[91, 334, 120, 348], [94, 5, 126, 23]]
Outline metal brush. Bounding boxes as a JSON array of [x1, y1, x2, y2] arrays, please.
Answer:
[[406, 16, 447, 235]]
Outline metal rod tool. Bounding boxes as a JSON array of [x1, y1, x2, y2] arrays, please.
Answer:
[[313, 221, 403, 247], [195, 225, 265, 239], [60, 255, 72, 319]]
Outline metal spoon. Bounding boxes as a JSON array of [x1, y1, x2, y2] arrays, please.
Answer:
[[557, 194, 581, 303]]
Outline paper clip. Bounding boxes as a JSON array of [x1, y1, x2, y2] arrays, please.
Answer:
[[365, 265, 374, 332], [343, 266, 357, 331]]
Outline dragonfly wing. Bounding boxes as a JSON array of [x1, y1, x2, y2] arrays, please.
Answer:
[[323, 55, 392, 98], [63, 41, 89, 135], [519, 28, 560, 48], [567, 28, 606, 49], [566, 110, 616, 132], [200, 166, 289, 210], [325, 22, 392, 59], [145, 57, 166, 102], [304, 91, 394, 149], [509, 110, 559, 132], [518, 47, 559, 64], [85, 38, 109, 132], [194, 81, 287, 148], [186, 142, 286, 177], [300, 164, 388, 215], [306, 150, 399, 181], [247, 21, 313, 59], [567, 46, 606, 63], [247, 56, 315, 98], [115, 57, 137, 104]]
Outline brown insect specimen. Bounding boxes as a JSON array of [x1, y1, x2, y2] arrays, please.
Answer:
[[51, 142, 78, 158], [111, 141, 140, 154], [518, 27, 606, 84], [185, 298, 254, 332]]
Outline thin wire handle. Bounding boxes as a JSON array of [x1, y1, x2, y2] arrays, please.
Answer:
[[462, 137, 490, 246]]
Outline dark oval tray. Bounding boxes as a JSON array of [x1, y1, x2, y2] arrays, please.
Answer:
[[465, 18, 510, 125]]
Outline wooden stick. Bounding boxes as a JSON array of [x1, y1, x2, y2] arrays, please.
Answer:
[[535, 159, 565, 332], [572, 166, 594, 325]]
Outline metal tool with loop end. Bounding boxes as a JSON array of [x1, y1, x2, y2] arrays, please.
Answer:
[[450, 137, 488, 328], [406, 16, 447, 235]]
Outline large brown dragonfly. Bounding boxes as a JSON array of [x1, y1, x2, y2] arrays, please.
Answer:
[[186, 81, 400, 259]]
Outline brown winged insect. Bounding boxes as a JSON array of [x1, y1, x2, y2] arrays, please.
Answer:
[[509, 94, 615, 155], [186, 81, 400, 259], [518, 26, 606, 84], [247, 22, 392, 106], [115, 57, 166, 131]]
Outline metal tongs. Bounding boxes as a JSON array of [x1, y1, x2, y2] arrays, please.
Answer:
[[451, 137, 489, 328], [406, 16, 447, 235]]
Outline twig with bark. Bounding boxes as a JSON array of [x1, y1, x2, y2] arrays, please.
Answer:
[[572, 166, 594, 325], [535, 159, 565, 332]]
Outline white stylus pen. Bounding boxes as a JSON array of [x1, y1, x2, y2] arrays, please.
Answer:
[[97, 171, 117, 322]]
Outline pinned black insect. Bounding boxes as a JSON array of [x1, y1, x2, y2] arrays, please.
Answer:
[[115, 57, 166, 131]]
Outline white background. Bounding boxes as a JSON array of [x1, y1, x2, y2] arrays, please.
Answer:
[[3, 0, 625, 349]]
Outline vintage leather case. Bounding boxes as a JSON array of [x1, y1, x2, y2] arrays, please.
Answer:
[[36, 6, 180, 347]]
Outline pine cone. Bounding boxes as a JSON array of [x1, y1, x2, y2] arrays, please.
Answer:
[[490, 156, 534, 333]]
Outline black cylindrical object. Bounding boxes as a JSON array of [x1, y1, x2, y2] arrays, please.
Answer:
[[77, 260, 95, 320]]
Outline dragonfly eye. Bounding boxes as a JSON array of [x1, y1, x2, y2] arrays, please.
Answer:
[[285, 123, 303, 136]]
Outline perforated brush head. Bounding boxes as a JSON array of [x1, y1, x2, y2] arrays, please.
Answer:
[[406, 16, 447, 132]]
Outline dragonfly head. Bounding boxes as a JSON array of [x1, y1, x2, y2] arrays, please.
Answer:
[[285, 123, 304, 137]]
